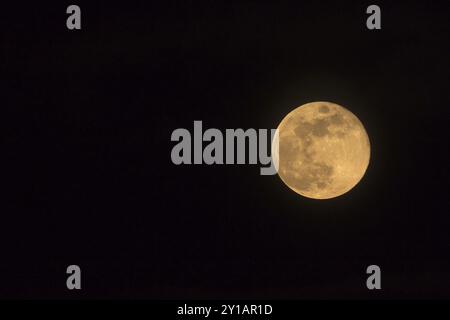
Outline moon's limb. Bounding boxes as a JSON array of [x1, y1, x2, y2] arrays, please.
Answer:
[[275, 101, 370, 199]]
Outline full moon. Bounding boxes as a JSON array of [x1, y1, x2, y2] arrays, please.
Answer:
[[273, 101, 370, 199]]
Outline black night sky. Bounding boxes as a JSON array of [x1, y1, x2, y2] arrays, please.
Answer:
[[1, 1, 449, 299]]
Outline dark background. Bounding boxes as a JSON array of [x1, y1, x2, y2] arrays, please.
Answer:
[[1, 1, 449, 299]]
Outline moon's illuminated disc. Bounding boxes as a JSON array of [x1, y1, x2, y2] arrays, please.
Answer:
[[273, 101, 370, 199]]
